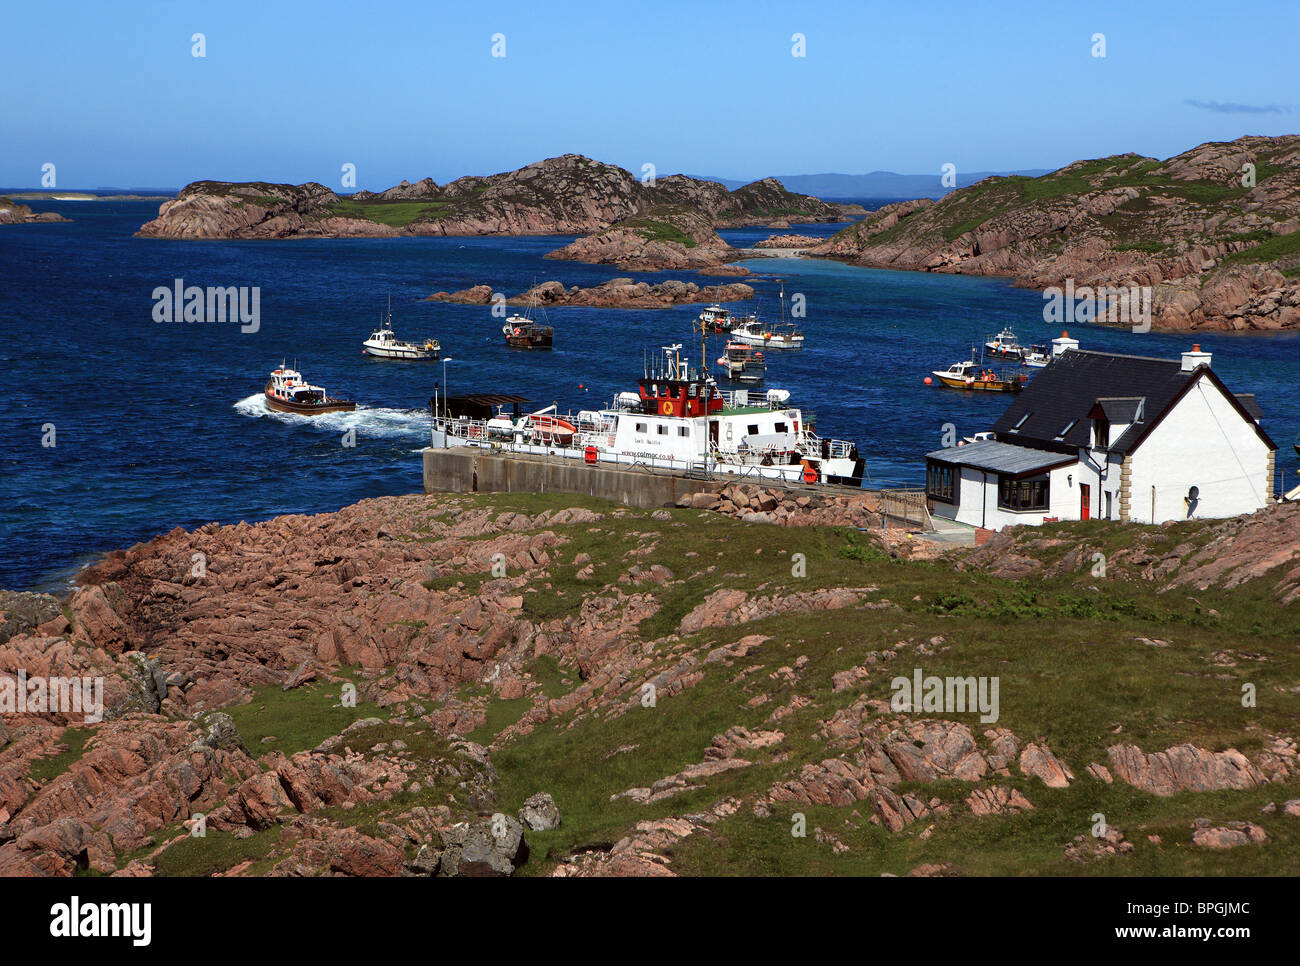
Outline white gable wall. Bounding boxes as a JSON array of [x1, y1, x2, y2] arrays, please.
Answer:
[[1123, 374, 1271, 523]]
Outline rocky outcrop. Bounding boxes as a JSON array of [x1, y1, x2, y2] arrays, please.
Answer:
[[1107, 743, 1266, 796], [544, 204, 741, 272], [677, 483, 881, 530], [753, 233, 825, 249], [961, 501, 1300, 606], [1190, 819, 1268, 849], [0, 197, 70, 225], [809, 135, 1300, 331], [426, 278, 754, 309]]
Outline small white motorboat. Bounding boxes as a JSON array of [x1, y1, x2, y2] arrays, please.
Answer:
[[362, 303, 440, 360]]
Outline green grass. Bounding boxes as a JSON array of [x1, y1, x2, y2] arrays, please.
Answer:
[[1220, 228, 1300, 268], [329, 200, 449, 227], [626, 218, 696, 248], [153, 826, 285, 878], [225, 671, 390, 757], [28, 727, 94, 784]]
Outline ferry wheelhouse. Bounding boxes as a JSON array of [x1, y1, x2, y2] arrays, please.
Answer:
[[429, 344, 865, 486], [264, 365, 356, 414]]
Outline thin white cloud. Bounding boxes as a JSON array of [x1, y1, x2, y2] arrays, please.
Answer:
[[1184, 99, 1295, 115]]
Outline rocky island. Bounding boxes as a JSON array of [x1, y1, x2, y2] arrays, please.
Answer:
[[134, 156, 858, 247], [0, 197, 70, 225], [808, 135, 1300, 332], [1, 489, 1297, 877], [426, 278, 755, 309]]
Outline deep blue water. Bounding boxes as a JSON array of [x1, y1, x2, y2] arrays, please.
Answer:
[[2, 198, 1297, 592]]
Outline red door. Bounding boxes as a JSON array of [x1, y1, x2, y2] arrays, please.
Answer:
[[1080, 483, 1091, 520]]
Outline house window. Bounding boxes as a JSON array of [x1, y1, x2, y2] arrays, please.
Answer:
[[998, 474, 1050, 511], [1093, 415, 1109, 449], [926, 462, 955, 503]]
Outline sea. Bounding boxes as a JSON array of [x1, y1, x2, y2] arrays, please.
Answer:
[[2, 197, 1297, 593]]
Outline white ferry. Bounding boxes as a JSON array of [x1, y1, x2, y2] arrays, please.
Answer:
[[429, 344, 865, 486]]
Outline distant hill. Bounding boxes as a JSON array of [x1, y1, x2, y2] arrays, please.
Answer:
[[689, 170, 1053, 199]]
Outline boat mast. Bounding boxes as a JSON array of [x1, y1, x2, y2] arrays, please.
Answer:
[[700, 310, 707, 378]]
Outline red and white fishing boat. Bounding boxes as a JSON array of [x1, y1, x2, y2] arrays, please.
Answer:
[[430, 344, 865, 487], [264, 364, 356, 415], [696, 304, 737, 333]]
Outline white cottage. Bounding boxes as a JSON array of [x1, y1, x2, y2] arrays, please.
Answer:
[[925, 342, 1276, 530]]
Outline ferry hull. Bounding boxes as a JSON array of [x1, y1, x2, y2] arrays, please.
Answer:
[[429, 431, 863, 489]]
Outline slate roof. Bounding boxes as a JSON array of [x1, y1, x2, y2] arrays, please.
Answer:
[[994, 351, 1190, 455], [1234, 393, 1263, 421], [925, 440, 1078, 476], [991, 350, 1275, 455]]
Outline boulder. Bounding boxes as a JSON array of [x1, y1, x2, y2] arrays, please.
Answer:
[[517, 792, 561, 832]]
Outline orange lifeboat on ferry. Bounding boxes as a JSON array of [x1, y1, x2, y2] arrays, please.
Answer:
[[528, 413, 577, 445]]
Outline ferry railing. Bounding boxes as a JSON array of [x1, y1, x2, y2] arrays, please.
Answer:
[[719, 389, 784, 411]]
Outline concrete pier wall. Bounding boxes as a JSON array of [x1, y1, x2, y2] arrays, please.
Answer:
[[422, 446, 715, 509]]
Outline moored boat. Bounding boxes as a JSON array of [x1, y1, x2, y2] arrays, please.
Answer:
[[730, 318, 804, 350], [930, 359, 1027, 392], [503, 317, 554, 348], [716, 341, 766, 382], [985, 327, 1025, 361], [264, 365, 356, 414], [697, 304, 736, 333], [1021, 343, 1051, 368], [362, 304, 440, 360]]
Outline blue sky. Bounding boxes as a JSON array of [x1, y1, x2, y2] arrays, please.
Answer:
[[1, 0, 1296, 189]]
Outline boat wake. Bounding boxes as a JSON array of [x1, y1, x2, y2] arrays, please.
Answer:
[[233, 394, 429, 439]]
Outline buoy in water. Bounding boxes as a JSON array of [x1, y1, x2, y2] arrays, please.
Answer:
[[923, 376, 933, 385]]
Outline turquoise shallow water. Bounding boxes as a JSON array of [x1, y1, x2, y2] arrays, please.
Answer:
[[2, 199, 1296, 591]]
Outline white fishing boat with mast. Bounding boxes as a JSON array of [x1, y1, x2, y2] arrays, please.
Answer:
[[362, 298, 441, 360], [729, 282, 805, 349]]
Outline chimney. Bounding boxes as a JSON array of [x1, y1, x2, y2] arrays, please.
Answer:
[[1181, 344, 1212, 371], [1051, 329, 1079, 357]]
